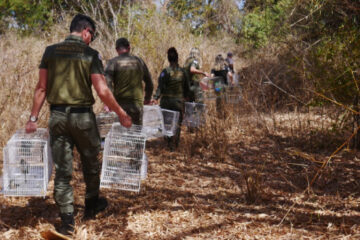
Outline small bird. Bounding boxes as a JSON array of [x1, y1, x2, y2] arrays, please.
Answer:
[[9, 179, 19, 189], [20, 159, 29, 183]]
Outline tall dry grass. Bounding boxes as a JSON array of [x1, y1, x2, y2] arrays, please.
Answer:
[[0, 12, 239, 165]]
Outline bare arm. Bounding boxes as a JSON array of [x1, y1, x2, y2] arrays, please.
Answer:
[[227, 71, 234, 85], [190, 66, 210, 77], [91, 73, 132, 128], [25, 69, 48, 133]]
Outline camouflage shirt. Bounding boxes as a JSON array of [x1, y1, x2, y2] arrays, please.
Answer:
[[153, 65, 190, 100], [105, 53, 153, 106], [39, 35, 104, 106], [184, 57, 201, 86]]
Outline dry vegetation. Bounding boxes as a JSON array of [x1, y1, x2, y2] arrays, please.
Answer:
[[1, 103, 360, 239], [1, 14, 360, 240]]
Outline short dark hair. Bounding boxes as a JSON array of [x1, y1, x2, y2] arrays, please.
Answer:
[[116, 38, 130, 50], [167, 47, 178, 63], [70, 14, 96, 33]]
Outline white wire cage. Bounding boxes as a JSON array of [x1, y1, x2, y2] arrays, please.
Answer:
[[224, 86, 242, 104], [203, 90, 217, 101], [109, 123, 148, 180], [109, 123, 144, 136], [96, 112, 118, 138], [100, 124, 147, 192], [225, 93, 242, 104], [142, 105, 165, 138], [183, 102, 207, 128], [2, 128, 52, 197], [161, 109, 180, 137], [0, 171, 3, 194], [140, 153, 148, 180]]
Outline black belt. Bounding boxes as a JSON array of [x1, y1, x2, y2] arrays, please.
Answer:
[[50, 105, 91, 113]]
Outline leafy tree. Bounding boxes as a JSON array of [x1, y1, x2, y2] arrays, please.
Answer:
[[0, 0, 66, 31], [166, 0, 241, 35], [241, 0, 293, 48]]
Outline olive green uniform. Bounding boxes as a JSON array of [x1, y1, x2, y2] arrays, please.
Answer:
[[39, 35, 103, 214], [105, 53, 153, 125], [184, 57, 203, 103], [154, 65, 190, 148]]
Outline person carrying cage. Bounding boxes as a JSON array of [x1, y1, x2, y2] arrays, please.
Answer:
[[153, 47, 190, 150], [211, 54, 233, 118], [25, 14, 132, 236], [183, 47, 210, 104], [105, 37, 154, 125]]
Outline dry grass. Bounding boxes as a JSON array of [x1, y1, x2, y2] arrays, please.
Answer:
[[1, 102, 360, 239], [1, 14, 360, 240]]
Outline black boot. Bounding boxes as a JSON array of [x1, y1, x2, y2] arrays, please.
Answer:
[[84, 195, 108, 220], [57, 212, 74, 236]]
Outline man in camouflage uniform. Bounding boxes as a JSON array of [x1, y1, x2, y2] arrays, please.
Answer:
[[153, 47, 190, 150], [183, 47, 209, 103], [25, 14, 132, 236], [105, 38, 153, 125]]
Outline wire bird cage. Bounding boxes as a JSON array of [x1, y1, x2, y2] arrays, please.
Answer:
[[2, 128, 52, 197], [100, 123, 146, 192], [161, 109, 180, 137], [108, 123, 148, 180], [96, 112, 118, 138], [203, 90, 217, 101], [0, 170, 3, 194], [202, 77, 226, 101], [183, 102, 207, 128], [142, 105, 165, 138], [110, 123, 144, 136], [225, 86, 242, 104], [140, 154, 148, 180], [225, 93, 242, 104]]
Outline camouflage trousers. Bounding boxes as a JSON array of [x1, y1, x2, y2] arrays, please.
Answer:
[[189, 84, 204, 104], [160, 97, 183, 148], [49, 107, 101, 214], [117, 100, 143, 125]]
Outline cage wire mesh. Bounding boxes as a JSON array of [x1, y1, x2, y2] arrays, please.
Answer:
[[110, 122, 144, 136], [225, 93, 242, 104], [161, 109, 180, 137], [141, 153, 148, 180], [0, 171, 3, 194], [203, 90, 217, 101], [100, 123, 146, 192], [183, 102, 207, 128], [225, 86, 242, 104], [202, 77, 227, 101], [2, 128, 52, 197], [142, 105, 165, 138], [109, 123, 148, 180], [96, 112, 118, 138]]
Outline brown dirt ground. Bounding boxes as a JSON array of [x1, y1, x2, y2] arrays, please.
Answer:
[[1, 104, 360, 239]]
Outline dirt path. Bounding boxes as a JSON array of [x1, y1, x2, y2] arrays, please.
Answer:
[[1, 109, 360, 239]]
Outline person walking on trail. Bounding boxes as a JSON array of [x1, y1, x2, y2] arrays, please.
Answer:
[[153, 47, 190, 150], [183, 47, 210, 103], [226, 51, 238, 86], [25, 14, 132, 236], [225, 52, 234, 74], [211, 54, 233, 118], [105, 37, 154, 125]]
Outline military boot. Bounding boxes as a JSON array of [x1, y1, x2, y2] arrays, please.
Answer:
[[84, 195, 108, 220], [57, 212, 74, 236]]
